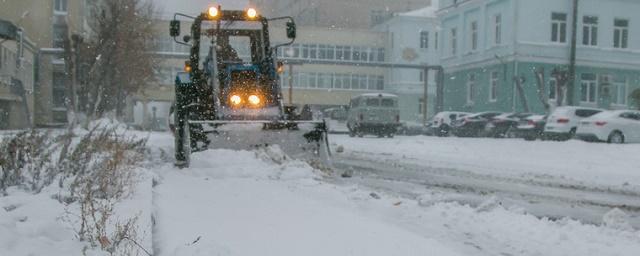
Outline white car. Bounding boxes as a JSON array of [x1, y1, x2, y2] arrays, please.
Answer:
[[576, 110, 640, 144], [544, 106, 603, 140], [430, 111, 470, 136]]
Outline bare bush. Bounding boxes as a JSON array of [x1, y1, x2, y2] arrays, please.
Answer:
[[0, 130, 59, 194], [0, 127, 148, 255]]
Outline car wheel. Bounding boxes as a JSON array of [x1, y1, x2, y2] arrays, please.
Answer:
[[608, 131, 625, 144], [568, 128, 577, 140], [348, 127, 356, 137], [438, 125, 450, 137]]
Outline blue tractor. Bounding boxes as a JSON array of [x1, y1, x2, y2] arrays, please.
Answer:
[[169, 6, 329, 167]]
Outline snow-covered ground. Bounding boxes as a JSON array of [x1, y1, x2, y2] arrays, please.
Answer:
[[3, 129, 640, 255], [148, 132, 640, 256]]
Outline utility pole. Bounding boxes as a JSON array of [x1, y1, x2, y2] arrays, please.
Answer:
[[422, 68, 429, 126], [567, 0, 579, 106]]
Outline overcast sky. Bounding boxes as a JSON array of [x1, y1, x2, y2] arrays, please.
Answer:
[[152, 0, 250, 18]]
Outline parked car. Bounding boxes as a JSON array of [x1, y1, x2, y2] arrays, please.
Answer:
[[347, 93, 401, 138], [451, 111, 503, 137], [514, 114, 548, 141], [483, 112, 534, 138], [576, 110, 640, 144], [544, 106, 603, 140], [430, 111, 471, 136]]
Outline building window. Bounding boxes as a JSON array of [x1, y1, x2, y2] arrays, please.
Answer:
[[419, 70, 424, 82], [450, 28, 457, 55], [435, 32, 439, 49], [467, 73, 476, 104], [549, 78, 557, 100], [489, 71, 498, 102], [53, 24, 66, 48], [309, 44, 317, 59], [371, 10, 389, 26], [420, 31, 429, 49], [614, 19, 629, 49], [418, 98, 424, 114], [612, 76, 627, 105], [360, 47, 368, 62], [342, 74, 351, 89], [580, 73, 597, 103], [470, 21, 478, 51], [343, 46, 352, 61], [54, 0, 68, 13], [494, 14, 502, 45], [551, 12, 567, 43], [582, 16, 598, 46], [52, 72, 67, 108]]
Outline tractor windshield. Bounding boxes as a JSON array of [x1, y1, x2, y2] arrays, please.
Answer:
[[200, 20, 266, 65]]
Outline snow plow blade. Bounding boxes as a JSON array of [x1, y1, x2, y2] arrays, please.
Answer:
[[175, 120, 331, 168]]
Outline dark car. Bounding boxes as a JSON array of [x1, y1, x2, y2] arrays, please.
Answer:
[[483, 113, 534, 138], [514, 115, 548, 140], [451, 112, 503, 137]]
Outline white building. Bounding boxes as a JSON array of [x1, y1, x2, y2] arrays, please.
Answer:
[[376, 2, 441, 122]]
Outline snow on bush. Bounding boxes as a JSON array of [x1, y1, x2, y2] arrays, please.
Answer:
[[0, 127, 149, 255]]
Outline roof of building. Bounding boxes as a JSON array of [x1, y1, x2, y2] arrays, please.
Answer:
[[399, 0, 439, 18]]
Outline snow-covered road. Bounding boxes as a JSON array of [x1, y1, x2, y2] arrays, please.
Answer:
[[331, 135, 640, 228]]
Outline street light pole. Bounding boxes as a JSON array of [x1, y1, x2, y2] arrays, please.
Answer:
[[423, 68, 429, 126], [288, 64, 293, 104]]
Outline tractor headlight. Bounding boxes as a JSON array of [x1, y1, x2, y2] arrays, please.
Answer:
[[246, 8, 258, 19], [208, 6, 219, 18], [248, 95, 261, 105], [230, 94, 242, 105]]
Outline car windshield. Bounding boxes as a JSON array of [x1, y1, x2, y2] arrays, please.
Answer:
[[2, 1, 640, 255], [380, 98, 395, 107], [366, 98, 380, 106]]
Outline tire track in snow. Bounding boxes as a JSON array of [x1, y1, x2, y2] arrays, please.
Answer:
[[333, 153, 640, 228]]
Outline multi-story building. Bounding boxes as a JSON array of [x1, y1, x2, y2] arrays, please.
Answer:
[[375, 4, 440, 122], [251, 0, 431, 29], [0, 19, 37, 129], [0, 0, 89, 127], [437, 0, 640, 114]]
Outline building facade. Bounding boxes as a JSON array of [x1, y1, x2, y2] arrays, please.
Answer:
[[0, 0, 90, 128], [375, 4, 440, 122], [251, 0, 431, 29], [437, 0, 640, 114], [0, 19, 37, 129]]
